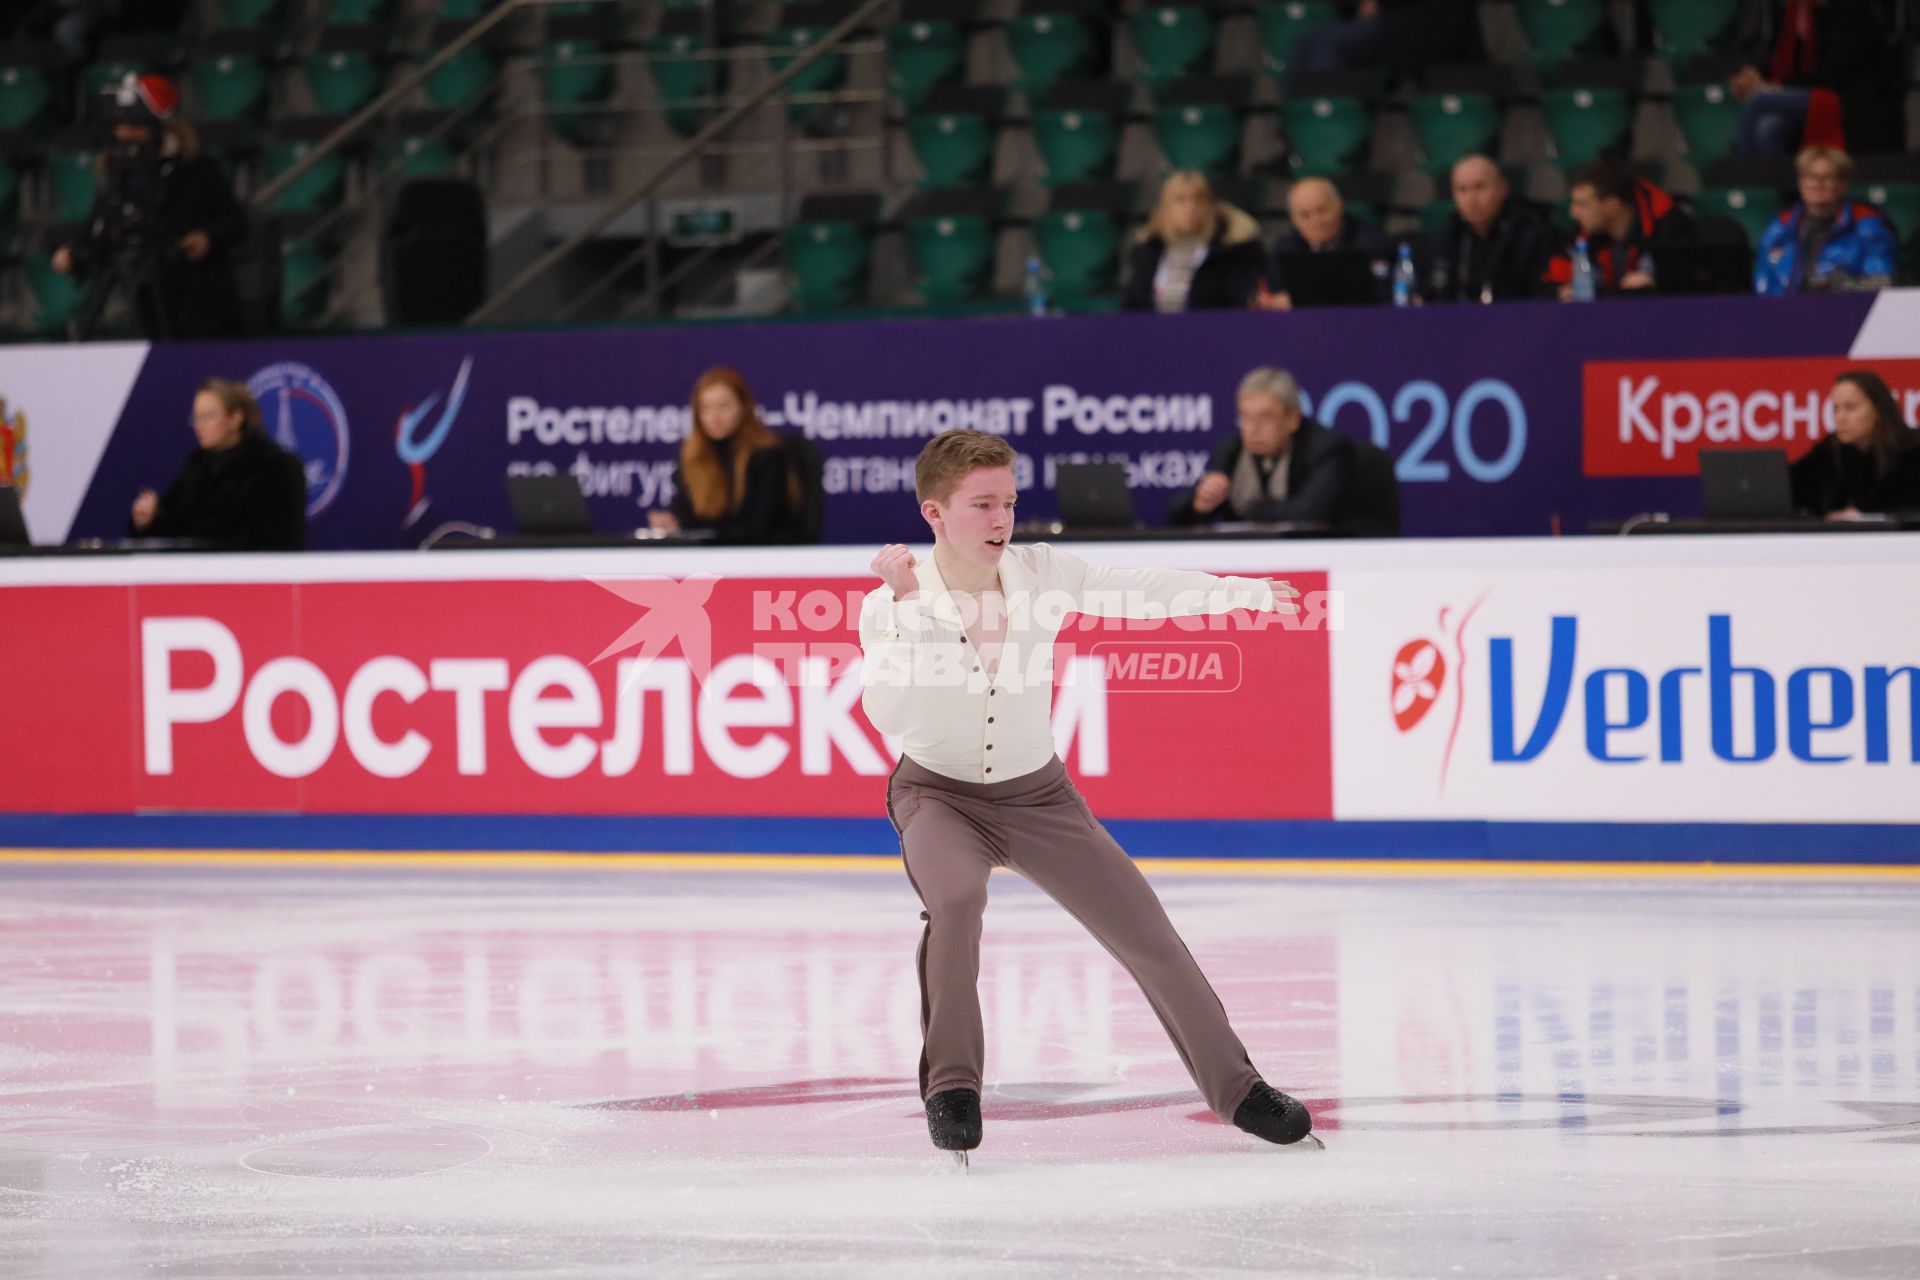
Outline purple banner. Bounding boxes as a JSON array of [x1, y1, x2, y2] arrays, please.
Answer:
[[67, 294, 1885, 550]]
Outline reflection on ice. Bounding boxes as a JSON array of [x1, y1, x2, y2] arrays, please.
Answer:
[[1, 867, 1917, 1277]]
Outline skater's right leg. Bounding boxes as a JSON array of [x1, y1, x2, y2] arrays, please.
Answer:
[[888, 774, 1000, 1102]]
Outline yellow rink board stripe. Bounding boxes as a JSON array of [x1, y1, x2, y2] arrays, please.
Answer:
[[1, 849, 1917, 880]]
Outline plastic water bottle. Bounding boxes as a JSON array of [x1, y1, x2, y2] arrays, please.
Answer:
[[1392, 242, 1416, 308], [1571, 238, 1597, 302], [1023, 256, 1051, 317]]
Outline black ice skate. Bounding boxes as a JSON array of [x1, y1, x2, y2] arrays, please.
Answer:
[[1233, 1082, 1321, 1149], [925, 1087, 982, 1168]]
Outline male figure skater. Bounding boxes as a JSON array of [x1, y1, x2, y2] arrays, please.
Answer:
[[858, 429, 1315, 1162]]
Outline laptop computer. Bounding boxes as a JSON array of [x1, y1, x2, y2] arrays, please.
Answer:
[[0, 485, 28, 548], [1054, 461, 1135, 529], [1699, 448, 1794, 519], [506, 473, 596, 536], [1277, 250, 1384, 307], [1652, 243, 1752, 295]]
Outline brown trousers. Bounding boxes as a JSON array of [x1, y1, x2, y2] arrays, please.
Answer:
[[886, 753, 1262, 1121]]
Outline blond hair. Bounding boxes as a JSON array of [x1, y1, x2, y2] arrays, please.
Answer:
[[1795, 146, 1853, 181], [197, 378, 266, 440], [1145, 170, 1219, 243], [915, 430, 1017, 505]]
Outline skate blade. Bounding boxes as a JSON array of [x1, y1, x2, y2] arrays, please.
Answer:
[[1299, 1133, 1325, 1151], [951, 1150, 970, 1171]]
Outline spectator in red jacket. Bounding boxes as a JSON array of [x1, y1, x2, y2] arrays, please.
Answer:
[[1732, 0, 1904, 158], [1557, 162, 1695, 298]]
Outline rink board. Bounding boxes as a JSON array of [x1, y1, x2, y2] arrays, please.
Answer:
[[1, 535, 1917, 862]]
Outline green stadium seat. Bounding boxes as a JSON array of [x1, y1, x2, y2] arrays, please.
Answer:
[[1670, 80, 1741, 165], [1005, 0, 1102, 102], [1280, 70, 1376, 176], [1695, 186, 1786, 247], [1128, 5, 1215, 91], [905, 189, 1002, 304], [1255, 1, 1337, 81], [1419, 198, 1454, 237], [47, 147, 99, 224], [421, 38, 496, 114], [907, 87, 1001, 188], [436, 0, 502, 16], [1150, 77, 1246, 178], [784, 223, 870, 308], [1032, 207, 1120, 299], [1152, 101, 1239, 176], [1647, 0, 1740, 58], [647, 10, 720, 139], [1855, 158, 1920, 278], [24, 253, 83, 334], [326, 0, 392, 24], [1031, 80, 1128, 185], [542, 39, 614, 146], [262, 133, 348, 215], [784, 193, 881, 310], [281, 237, 330, 326], [889, 0, 970, 110], [771, 4, 851, 135], [219, 0, 285, 28], [306, 31, 386, 117], [1406, 67, 1505, 174], [1516, 0, 1611, 67], [190, 51, 272, 123], [0, 49, 55, 132], [1539, 62, 1637, 165], [379, 117, 459, 178]]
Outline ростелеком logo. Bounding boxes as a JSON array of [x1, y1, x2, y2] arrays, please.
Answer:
[[249, 362, 349, 517]]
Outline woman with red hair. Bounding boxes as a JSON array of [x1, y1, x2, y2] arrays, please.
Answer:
[[648, 367, 805, 543]]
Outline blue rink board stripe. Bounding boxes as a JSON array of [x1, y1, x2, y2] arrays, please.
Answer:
[[1, 814, 1917, 863]]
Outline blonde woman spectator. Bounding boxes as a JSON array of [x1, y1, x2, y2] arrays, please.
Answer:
[[1121, 171, 1266, 313]]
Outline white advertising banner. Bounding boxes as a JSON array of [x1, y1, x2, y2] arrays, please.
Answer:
[[0, 342, 152, 544], [1331, 543, 1920, 824]]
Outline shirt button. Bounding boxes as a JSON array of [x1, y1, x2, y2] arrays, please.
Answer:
[[989, 689, 996, 695], [987, 717, 994, 723], [985, 767, 992, 774], [986, 744, 993, 750], [973, 666, 980, 673]]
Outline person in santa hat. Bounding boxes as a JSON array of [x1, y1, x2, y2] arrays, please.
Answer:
[[52, 72, 248, 341]]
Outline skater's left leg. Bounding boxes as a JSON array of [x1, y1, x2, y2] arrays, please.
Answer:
[[1004, 773, 1262, 1121]]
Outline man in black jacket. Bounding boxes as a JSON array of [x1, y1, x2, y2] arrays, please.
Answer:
[[1430, 155, 1563, 303], [1257, 177, 1394, 310], [1167, 366, 1356, 526], [1560, 161, 1695, 298], [52, 74, 248, 341]]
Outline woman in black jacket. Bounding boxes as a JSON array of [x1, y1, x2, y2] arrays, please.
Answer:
[[1791, 370, 1920, 518], [649, 367, 805, 544], [1122, 172, 1267, 313], [130, 379, 308, 550]]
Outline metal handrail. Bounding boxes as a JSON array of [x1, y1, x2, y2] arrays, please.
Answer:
[[250, 0, 533, 212], [467, 0, 897, 326]]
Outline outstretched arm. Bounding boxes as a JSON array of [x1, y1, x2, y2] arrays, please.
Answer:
[[1043, 543, 1297, 620]]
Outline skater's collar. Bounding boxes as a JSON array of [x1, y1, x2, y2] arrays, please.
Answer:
[[914, 544, 1038, 612]]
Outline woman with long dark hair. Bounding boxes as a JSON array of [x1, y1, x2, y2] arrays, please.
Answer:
[[648, 367, 804, 543], [129, 379, 307, 550], [1790, 370, 1920, 518]]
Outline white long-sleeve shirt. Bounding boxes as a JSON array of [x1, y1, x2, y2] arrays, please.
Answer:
[[858, 541, 1284, 784]]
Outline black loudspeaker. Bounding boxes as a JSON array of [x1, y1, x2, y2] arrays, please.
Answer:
[[382, 178, 487, 326]]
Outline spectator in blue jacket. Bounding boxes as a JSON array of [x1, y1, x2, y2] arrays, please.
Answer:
[[1755, 147, 1898, 296]]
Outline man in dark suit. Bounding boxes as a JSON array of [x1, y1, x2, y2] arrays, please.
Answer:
[[1167, 367, 1355, 526]]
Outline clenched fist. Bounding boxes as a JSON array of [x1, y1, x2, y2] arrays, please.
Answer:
[[871, 543, 920, 600]]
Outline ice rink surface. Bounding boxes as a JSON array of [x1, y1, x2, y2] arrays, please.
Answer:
[[2, 860, 1917, 1278]]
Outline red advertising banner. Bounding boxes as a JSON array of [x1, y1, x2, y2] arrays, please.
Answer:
[[1582, 356, 1920, 477], [1, 572, 1332, 821]]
